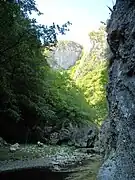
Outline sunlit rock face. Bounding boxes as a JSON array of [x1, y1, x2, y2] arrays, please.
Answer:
[[98, 0, 135, 180], [47, 41, 83, 70]]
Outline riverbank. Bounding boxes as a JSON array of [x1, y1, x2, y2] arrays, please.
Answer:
[[0, 144, 101, 179]]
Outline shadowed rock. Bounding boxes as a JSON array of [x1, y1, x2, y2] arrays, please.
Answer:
[[98, 0, 135, 179]]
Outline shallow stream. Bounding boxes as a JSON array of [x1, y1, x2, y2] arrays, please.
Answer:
[[0, 145, 101, 180], [0, 158, 101, 180]]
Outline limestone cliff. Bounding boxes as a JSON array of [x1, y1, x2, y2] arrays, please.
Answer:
[[47, 41, 83, 70], [98, 0, 135, 179]]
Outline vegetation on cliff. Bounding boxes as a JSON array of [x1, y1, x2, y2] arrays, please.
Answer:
[[69, 26, 108, 125]]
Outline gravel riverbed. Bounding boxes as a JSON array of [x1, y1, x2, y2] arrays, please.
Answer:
[[0, 144, 101, 173]]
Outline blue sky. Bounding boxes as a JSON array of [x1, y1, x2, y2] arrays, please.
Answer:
[[34, 0, 115, 48]]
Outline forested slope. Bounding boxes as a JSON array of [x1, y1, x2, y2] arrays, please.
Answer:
[[0, 1, 94, 142], [0, 0, 108, 143]]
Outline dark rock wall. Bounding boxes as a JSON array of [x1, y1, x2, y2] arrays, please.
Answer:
[[98, 0, 135, 179]]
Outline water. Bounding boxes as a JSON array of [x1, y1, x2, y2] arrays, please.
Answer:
[[0, 158, 101, 180], [0, 152, 101, 180], [0, 169, 69, 180]]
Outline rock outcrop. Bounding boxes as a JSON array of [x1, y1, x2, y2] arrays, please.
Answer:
[[69, 124, 98, 148], [98, 0, 135, 179], [0, 137, 8, 147], [47, 41, 83, 70], [49, 123, 98, 148], [10, 143, 20, 152], [33, 123, 98, 148]]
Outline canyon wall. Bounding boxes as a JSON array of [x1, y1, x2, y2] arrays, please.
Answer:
[[98, 0, 135, 179]]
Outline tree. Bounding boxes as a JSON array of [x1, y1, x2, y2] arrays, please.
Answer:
[[0, 1, 71, 141], [69, 26, 108, 125]]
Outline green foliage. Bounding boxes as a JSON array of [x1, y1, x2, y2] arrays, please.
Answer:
[[0, 0, 107, 143], [0, 1, 94, 142], [75, 61, 108, 125], [0, 2, 46, 126], [0, 1, 71, 137], [69, 26, 108, 125], [43, 69, 95, 127]]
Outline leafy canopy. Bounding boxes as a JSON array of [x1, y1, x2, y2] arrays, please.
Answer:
[[69, 26, 108, 125], [0, 0, 95, 142]]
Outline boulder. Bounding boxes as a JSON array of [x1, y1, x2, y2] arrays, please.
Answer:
[[9, 143, 20, 152], [70, 124, 98, 148], [0, 137, 8, 147], [37, 141, 44, 147]]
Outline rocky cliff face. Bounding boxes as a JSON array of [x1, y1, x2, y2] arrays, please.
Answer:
[[47, 41, 83, 70], [98, 0, 135, 179]]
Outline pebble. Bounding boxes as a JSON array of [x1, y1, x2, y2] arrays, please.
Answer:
[[0, 145, 95, 172]]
